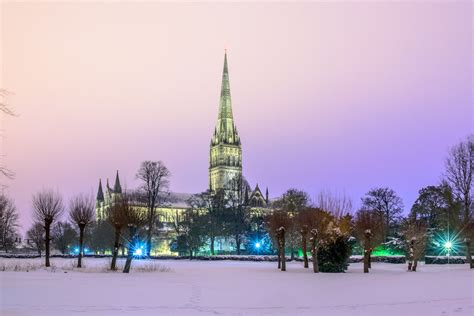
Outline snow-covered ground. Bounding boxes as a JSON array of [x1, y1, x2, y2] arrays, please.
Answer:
[[0, 258, 472, 316]]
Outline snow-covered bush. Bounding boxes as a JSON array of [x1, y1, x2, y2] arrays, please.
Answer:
[[317, 232, 352, 272]]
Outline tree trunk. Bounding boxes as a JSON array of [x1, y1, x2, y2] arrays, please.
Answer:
[[363, 235, 370, 273], [77, 225, 85, 268], [311, 238, 319, 273], [302, 233, 308, 268], [412, 259, 418, 272], [146, 209, 154, 257], [281, 233, 286, 272], [123, 226, 136, 273], [44, 222, 51, 267], [368, 251, 372, 269], [210, 235, 215, 255], [277, 237, 281, 269], [290, 248, 295, 261], [465, 239, 472, 269], [236, 236, 241, 255], [111, 228, 121, 270]]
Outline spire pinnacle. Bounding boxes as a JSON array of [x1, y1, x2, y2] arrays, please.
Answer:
[[114, 170, 122, 194], [97, 179, 104, 201]]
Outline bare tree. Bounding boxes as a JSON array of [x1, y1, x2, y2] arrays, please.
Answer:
[[267, 210, 291, 271], [272, 189, 310, 260], [361, 187, 403, 241], [355, 209, 385, 273], [306, 208, 334, 273], [0, 194, 19, 252], [27, 222, 44, 255], [69, 195, 95, 268], [444, 135, 473, 268], [122, 193, 147, 273], [136, 161, 171, 256], [316, 190, 353, 218], [402, 219, 428, 272], [107, 195, 128, 270], [32, 190, 64, 267], [0, 89, 15, 180]]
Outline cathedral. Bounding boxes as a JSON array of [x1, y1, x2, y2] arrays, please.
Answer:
[[95, 52, 270, 254]]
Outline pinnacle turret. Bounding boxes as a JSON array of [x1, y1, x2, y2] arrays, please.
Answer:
[[97, 179, 104, 201], [113, 170, 122, 194]]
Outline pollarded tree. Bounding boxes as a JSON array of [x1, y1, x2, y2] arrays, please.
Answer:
[[0, 194, 19, 252], [266, 210, 291, 271], [354, 209, 385, 273], [305, 208, 334, 273], [27, 222, 44, 255], [272, 189, 311, 259], [444, 135, 473, 268], [69, 195, 95, 268], [136, 161, 171, 257], [122, 193, 147, 273], [402, 219, 428, 272], [107, 195, 128, 270], [361, 187, 403, 241], [32, 190, 64, 267]]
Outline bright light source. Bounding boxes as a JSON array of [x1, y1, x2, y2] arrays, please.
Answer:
[[74, 248, 79, 253], [255, 242, 261, 249], [133, 248, 143, 256], [444, 241, 453, 250], [84, 248, 89, 253]]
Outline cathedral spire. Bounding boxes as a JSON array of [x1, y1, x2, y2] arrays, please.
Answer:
[[212, 51, 240, 146], [113, 170, 122, 194]]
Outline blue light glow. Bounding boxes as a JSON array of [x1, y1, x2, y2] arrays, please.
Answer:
[[255, 242, 261, 249]]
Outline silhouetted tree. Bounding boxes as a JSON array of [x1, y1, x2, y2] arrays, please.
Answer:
[[267, 210, 291, 271], [27, 222, 44, 255], [136, 160, 171, 257], [0, 89, 15, 181], [0, 194, 19, 252], [273, 189, 310, 259], [361, 187, 403, 241], [107, 195, 128, 270], [122, 193, 147, 273], [51, 221, 77, 254], [444, 135, 473, 268], [226, 176, 250, 254], [402, 219, 428, 272], [69, 195, 95, 268], [355, 209, 385, 273], [32, 190, 64, 267]]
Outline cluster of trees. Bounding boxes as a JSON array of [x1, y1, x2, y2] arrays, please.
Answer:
[[171, 176, 264, 257]]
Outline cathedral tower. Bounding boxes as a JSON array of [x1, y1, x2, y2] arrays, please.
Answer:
[[209, 52, 242, 191]]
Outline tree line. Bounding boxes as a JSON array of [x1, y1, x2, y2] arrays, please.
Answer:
[[0, 135, 472, 273]]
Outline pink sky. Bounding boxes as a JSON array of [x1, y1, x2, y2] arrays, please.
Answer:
[[1, 2, 472, 233]]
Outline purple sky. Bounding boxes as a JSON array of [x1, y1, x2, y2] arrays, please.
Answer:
[[1, 2, 472, 233]]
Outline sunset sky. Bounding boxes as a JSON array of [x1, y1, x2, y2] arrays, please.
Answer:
[[1, 1, 472, 232]]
